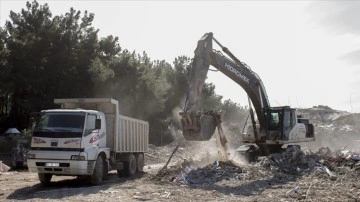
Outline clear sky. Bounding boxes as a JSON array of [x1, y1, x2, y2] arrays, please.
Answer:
[[1, 1, 360, 112]]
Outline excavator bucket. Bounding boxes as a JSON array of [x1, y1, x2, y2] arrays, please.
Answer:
[[179, 111, 218, 141], [179, 32, 227, 145]]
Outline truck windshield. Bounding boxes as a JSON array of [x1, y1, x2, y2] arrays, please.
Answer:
[[35, 112, 85, 133]]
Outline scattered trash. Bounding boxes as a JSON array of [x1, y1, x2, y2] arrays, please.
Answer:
[[132, 195, 151, 201], [257, 147, 360, 181], [0, 161, 10, 173], [351, 155, 360, 161], [286, 186, 300, 198], [165, 160, 244, 185], [99, 190, 119, 194], [212, 160, 219, 167], [160, 191, 171, 198], [324, 166, 337, 181]]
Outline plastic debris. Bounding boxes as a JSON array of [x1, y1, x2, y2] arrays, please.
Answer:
[[212, 160, 219, 167], [0, 161, 10, 172]]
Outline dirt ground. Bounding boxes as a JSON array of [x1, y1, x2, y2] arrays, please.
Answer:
[[1, 141, 360, 202]]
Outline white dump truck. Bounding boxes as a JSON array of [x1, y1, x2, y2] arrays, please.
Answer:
[[27, 98, 149, 185]]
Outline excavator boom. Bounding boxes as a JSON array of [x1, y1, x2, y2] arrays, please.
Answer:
[[180, 33, 270, 141], [180, 33, 218, 141]]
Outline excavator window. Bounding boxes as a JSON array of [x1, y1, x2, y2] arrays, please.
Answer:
[[290, 110, 296, 127], [268, 111, 281, 130], [284, 111, 291, 128]]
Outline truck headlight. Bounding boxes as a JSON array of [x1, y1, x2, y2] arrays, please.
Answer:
[[71, 155, 85, 160], [27, 153, 36, 159]]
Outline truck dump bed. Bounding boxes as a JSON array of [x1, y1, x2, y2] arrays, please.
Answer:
[[117, 115, 148, 153], [54, 98, 149, 153]]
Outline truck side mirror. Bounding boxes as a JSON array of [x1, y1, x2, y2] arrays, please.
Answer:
[[28, 117, 35, 129], [95, 119, 101, 129], [28, 112, 41, 129]]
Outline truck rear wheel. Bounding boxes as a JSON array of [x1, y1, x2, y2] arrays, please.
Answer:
[[127, 154, 137, 176], [124, 154, 137, 177], [90, 156, 104, 185], [38, 173, 52, 185], [135, 153, 144, 173], [117, 154, 137, 177]]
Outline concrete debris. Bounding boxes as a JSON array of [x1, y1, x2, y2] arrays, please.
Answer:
[[286, 186, 300, 198], [259, 147, 360, 179], [317, 147, 332, 157], [355, 162, 360, 170], [132, 195, 151, 201], [259, 146, 315, 175], [155, 160, 246, 185], [154, 147, 360, 186], [160, 191, 171, 198], [323, 166, 337, 181], [99, 190, 119, 194], [178, 161, 243, 184]]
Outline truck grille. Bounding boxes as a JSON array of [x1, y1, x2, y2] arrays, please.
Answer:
[[36, 162, 70, 167], [31, 147, 84, 152], [44, 168, 63, 172]]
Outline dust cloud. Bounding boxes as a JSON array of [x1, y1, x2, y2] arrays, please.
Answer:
[[301, 129, 360, 153], [179, 127, 248, 168]]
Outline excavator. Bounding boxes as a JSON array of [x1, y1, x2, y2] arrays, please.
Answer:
[[180, 32, 314, 160]]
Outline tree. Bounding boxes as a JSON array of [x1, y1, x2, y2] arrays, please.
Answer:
[[0, 27, 12, 131], [221, 99, 248, 123], [5, 1, 55, 127], [0, 0, 248, 146], [3, 0, 115, 128]]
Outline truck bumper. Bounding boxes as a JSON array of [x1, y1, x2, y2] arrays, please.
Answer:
[[27, 159, 95, 176]]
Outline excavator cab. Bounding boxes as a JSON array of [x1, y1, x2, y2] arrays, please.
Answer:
[[266, 106, 294, 141], [265, 106, 314, 142]]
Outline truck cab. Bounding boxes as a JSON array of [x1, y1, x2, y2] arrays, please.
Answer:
[[28, 109, 108, 175], [27, 98, 149, 185]]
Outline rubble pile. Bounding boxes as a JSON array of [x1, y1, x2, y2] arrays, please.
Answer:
[[178, 161, 242, 184], [260, 146, 360, 180], [155, 159, 271, 186], [155, 146, 360, 188], [259, 146, 313, 175], [153, 164, 185, 183]]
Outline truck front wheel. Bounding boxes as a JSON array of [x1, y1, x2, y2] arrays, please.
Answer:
[[38, 173, 52, 185], [90, 156, 104, 185]]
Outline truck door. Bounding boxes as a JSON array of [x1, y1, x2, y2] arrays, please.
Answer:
[[83, 114, 100, 146]]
